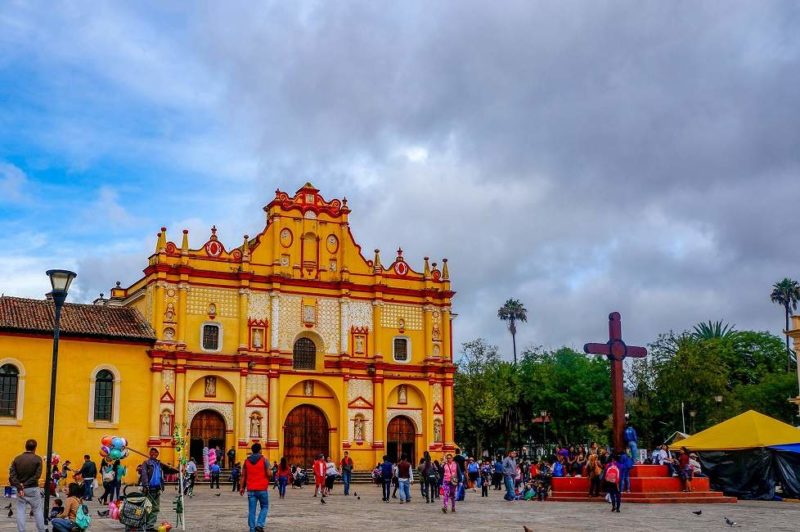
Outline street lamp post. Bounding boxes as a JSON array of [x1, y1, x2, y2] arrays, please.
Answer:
[[714, 395, 723, 423], [43, 269, 76, 521], [540, 410, 548, 446], [689, 409, 697, 434]]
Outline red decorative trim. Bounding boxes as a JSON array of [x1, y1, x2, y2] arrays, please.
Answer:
[[433, 403, 443, 414], [373, 441, 385, 449], [246, 395, 268, 407], [266, 186, 350, 218], [187, 399, 233, 405], [160, 390, 175, 403], [347, 396, 374, 409]]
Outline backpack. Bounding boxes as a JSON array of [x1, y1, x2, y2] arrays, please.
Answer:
[[102, 467, 114, 483], [468, 462, 478, 474], [75, 503, 91, 530], [605, 464, 620, 484], [425, 463, 438, 482]]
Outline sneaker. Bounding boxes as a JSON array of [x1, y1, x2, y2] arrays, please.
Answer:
[[255, 527, 265, 532], [442, 507, 447, 513]]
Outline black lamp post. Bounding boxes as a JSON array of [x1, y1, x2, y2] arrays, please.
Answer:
[[43, 269, 76, 520], [540, 410, 548, 445], [689, 409, 697, 434]]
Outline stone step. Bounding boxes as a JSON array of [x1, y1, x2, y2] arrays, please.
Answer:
[[548, 493, 737, 504]]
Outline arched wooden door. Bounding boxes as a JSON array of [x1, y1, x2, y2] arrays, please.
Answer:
[[283, 405, 329, 469], [387, 415, 416, 464], [190, 410, 226, 463]]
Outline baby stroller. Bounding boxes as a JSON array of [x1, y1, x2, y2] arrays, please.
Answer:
[[119, 486, 153, 531]]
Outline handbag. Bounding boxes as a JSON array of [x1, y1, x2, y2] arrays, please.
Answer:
[[447, 464, 458, 486]]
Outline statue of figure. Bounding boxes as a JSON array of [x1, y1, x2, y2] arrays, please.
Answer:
[[355, 336, 364, 354], [434, 419, 442, 442], [205, 376, 216, 397], [253, 329, 263, 349], [432, 323, 441, 341], [398, 385, 407, 404], [303, 305, 315, 323], [354, 417, 364, 441], [304, 381, 313, 396], [160, 411, 172, 436], [250, 415, 262, 438]]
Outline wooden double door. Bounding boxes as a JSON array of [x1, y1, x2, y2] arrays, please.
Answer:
[[387, 416, 415, 464], [283, 405, 329, 469], [190, 410, 226, 463]]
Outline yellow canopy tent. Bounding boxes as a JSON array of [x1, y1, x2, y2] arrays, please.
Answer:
[[679, 410, 800, 451]]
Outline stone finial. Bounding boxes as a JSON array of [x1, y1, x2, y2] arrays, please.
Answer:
[[181, 229, 189, 254], [242, 234, 251, 260], [423, 257, 431, 277], [210, 225, 218, 239], [442, 258, 449, 280], [156, 227, 167, 253], [374, 249, 382, 272], [397, 247, 403, 257]]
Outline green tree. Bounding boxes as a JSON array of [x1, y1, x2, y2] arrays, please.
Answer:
[[728, 372, 798, 424], [497, 299, 527, 365], [770, 278, 800, 371], [692, 320, 736, 339]]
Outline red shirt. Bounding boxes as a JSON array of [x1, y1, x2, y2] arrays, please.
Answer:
[[313, 459, 326, 478]]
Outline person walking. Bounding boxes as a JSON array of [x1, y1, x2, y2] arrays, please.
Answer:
[[9, 439, 46, 532], [227, 447, 236, 470], [396, 454, 413, 503], [78, 454, 98, 501], [502, 450, 517, 501], [618, 451, 633, 493], [340, 451, 354, 496], [239, 443, 271, 532], [210, 461, 221, 489], [380, 455, 393, 502], [678, 447, 693, 492], [98, 460, 114, 504], [215, 446, 224, 469], [493, 456, 503, 490], [422, 453, 438, 503], [312, 454, 326, 498], [276, 458, 291, 499], [604, 456, 622, 512], [624, 419, 639, 463], [138, 447, 179, 531], [441, 453, 459, 513], [231, 462, 242, 492], [587, 452, 602, 497], [480, 459, 491, 497], [324, 456, 337, 496]]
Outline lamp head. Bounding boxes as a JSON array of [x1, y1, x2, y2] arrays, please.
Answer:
[[714, 395, 723, 403], [46, 270, 77, 294]]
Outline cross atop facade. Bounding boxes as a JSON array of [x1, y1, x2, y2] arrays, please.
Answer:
[[584, 312, 647, 453]]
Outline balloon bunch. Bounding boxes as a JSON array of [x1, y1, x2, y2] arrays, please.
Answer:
[[51, 454, 61, 467], [100, 435, 129, 462]]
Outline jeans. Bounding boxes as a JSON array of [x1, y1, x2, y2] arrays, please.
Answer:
[[16, 487, 45, 532], [621, 469, 631, 492], [503, 475, 515, 500], [50, 518, 76, 532], [398, 479, 411, 501], [247, 490, 269, 532], [342, 470, 351, 495], [382, 479, 392, 501], [278, 477, 288, 497], [628, 441, 639, 463], [82, 479, 94, 500], [606, 481, 621, 510]]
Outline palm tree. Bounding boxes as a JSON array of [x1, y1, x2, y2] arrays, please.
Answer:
[[692, 320, 736, 339], [770, 278, 800, 372], [497, 298, 527, 365]]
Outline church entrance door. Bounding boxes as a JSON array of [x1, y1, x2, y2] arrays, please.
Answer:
[[283, 405, 328, 470], [387, 416, 415, 464], [190, 409, 226, 464]]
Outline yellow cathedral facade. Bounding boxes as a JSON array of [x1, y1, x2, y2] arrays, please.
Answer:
[[0, 183, 455, 477]]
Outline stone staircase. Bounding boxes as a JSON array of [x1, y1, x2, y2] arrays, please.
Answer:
[[165, 469, 377, 486], [549, 464, 736, 504]]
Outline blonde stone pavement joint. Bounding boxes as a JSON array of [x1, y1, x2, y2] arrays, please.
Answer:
[[2, 485, 798, 531]]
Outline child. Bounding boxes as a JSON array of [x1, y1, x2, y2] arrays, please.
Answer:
[[230, 462, 241, 492], [49, 499, 63, 520], [480, 461, 491, 497]]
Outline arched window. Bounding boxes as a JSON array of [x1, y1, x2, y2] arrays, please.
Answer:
[[94, 369, 114, 422], [293, 338, 316, 370], [393, 336, 410, 362], [0, 364, 19, 418]]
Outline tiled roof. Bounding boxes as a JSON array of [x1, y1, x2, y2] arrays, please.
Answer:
[[0, 296, 156, 343]]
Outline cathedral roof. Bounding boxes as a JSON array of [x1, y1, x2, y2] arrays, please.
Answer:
[[0, 296, 156, 343]]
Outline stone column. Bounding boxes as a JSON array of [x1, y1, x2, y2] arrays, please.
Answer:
[[238, 370, 248, 446], [153, 281, 165, 339], [268, 370, 280, 458], [371, 301, 383, 357], [423, 305, 433, 359], [177, 283, 189, 346], [270, 293, 280, 351], [442, 307, 452, 360], [149, 360, 163, 442], [373, 375, 385, 451], [238, 288, 250, 350], [442, 377, 454, 451], [340, 299, 350, 353], [175, 361, 187, 429]]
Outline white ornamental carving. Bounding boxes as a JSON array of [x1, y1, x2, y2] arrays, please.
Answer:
[[381, 304, 423, 330], [246, 374, 267, 399], [248, 292, 270, 321], [187, 287, 238, 317], [187, 402, 234, 429], [278, 295, 302, 349], [348, 301, 373, 329], [348, 379, 373, 403], [387, 409, 423, 434], [317, 298, 340, 354], [162, 369, 175, 393], [432, 383, 443, 406]]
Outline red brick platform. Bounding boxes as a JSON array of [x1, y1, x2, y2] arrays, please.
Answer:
[[549, 464, 736, 503]]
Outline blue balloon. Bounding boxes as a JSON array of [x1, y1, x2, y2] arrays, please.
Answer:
[[111, 437, 124, 450]]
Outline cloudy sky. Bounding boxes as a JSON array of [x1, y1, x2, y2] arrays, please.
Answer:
[[1, 1, 799, 358]]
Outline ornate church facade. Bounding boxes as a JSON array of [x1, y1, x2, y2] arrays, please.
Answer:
[[111, 183, 456, 467]]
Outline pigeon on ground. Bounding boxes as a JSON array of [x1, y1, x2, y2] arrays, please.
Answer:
[[353, 491, 357, 497], [725, 517, 737, 527], [97, 510, 109, 517], [321, 497, 326, 504], [7, 509, 13, 518], [693, 510, 702, 515], [523, 527, 534, 532], [215, 493, 221, 497], [3, 503, 10, 510], [357, 496, 360, 500]]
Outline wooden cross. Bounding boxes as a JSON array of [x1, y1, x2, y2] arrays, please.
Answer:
[[583, 312, 647, 453]]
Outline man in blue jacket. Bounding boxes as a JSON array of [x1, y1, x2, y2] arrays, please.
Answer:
[[380, 456, 394, 502], [624, 420, 639, 464]]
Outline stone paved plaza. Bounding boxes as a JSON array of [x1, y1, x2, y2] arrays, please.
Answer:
[[3, 484, 800, 531]]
